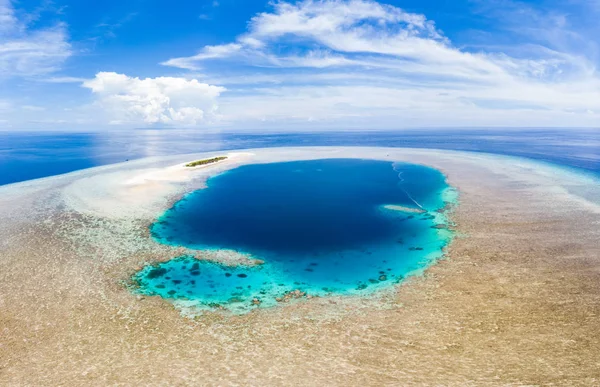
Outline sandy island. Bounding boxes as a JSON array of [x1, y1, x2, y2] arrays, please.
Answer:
[[382, 204, 427, 214], [0, 147, 599, 386]]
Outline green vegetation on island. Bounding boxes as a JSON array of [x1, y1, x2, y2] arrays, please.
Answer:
[[185, 156, 228, 168]]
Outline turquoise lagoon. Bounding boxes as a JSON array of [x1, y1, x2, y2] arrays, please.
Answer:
[[134, 159, 456, 312]]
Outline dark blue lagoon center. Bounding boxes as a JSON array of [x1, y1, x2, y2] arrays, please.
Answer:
[[134, 159, 456, 312]]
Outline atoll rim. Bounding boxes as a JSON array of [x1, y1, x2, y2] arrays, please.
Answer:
[[135, 158, 456, 313]]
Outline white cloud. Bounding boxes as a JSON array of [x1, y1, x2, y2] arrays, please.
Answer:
[[0, 0, 71, 78], [161, 0, 600, 127], [41, 76, 88, 83], [162, 43, 243, 70], [164, 0, 540, 81], [21, 105, 45, 111], [82, 72, 226, 126], [0, 0, 18, 34], [164, 0, 448, 68]]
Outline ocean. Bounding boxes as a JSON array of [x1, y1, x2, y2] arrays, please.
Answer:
[[1, 128, 599, 186]]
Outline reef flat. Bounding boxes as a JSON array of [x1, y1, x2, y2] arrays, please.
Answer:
[[0, 147, 599, 386]]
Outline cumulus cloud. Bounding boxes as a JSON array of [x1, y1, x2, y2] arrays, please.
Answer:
[[0, 0, 71, 78], [82, 72, 226, 126], [161, 0, 600, 127]]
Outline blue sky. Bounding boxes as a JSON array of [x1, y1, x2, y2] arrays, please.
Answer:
[[1, 0, 599, 130]]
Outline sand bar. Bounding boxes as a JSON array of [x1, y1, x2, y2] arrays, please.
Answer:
[[381, 204, 427, 213]]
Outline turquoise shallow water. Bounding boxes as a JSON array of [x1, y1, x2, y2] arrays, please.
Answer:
[[134, 159, 455, 312]]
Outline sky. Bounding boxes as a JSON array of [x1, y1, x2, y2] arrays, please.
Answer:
[[1, 0, 600, 131]]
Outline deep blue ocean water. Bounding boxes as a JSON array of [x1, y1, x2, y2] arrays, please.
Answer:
[[1, 128, 599, 186], [135, 159, 453, 311]]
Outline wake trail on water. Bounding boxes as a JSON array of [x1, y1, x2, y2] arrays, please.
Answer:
[[393, 163, 425, 210]]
